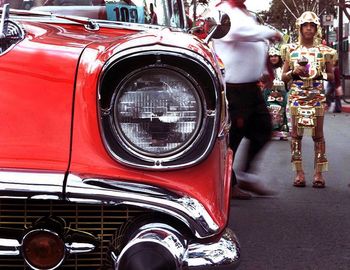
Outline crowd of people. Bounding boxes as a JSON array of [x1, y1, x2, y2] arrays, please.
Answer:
[[211, 0, 342, 199]]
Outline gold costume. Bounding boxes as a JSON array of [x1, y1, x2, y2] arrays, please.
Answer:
[[281, 11, 337, 178]]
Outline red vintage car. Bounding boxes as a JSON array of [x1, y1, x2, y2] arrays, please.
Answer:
[[0, 1, 239, 269]]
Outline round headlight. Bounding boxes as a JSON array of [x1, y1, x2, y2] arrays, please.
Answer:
[[112, 67, 203, 158]]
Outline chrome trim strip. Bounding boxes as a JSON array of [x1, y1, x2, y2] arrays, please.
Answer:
[[218, 90, 231, 140], [0, 171, 220, 238], [65, 242, 96, 254], [0, 239, 20, 256], [0, 171, 64, 199], [103, 46, 220, 91], [185, 228, 240, 269], [10, 9, 185, 32], [66, 174, 219, 238]]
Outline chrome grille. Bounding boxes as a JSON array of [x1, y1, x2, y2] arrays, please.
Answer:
[[0, 199, 147, 269]]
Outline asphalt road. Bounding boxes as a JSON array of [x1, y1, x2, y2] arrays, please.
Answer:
[[229, 111, 350, 270]]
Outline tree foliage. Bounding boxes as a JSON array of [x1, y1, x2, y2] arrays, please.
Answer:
[[263, 0, 337, 31]]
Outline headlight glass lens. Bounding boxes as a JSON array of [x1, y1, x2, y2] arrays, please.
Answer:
[[113, 68, 202, 157]]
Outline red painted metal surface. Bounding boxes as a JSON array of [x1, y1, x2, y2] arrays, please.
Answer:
[[0, 22, 84, 171], [0, 21, 137, 171]]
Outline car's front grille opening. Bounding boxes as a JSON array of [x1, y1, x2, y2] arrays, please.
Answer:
[[0, 199, 148, 269]]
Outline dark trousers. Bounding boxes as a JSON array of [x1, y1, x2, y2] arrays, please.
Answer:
[[326, 82, 342, 112], [226, 82, 272, 186]]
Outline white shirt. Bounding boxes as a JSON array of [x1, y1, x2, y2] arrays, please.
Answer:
[[213, 3, 277, 84]]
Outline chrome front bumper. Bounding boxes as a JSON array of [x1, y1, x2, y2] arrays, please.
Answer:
[[185, 228, 240, 269], [0, 171, 240, 269], [0, 222, 240, 270]]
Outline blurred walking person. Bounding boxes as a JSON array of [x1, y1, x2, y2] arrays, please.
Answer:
[[212, 0, 282, 199], [326, 59, 343, 113]]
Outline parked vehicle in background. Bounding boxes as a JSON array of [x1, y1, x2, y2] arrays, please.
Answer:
[[0, 1, 239, 269], [22, 0, 34, 10]]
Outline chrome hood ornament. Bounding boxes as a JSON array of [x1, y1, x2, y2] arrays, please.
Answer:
[[0, 4, 25, 55]]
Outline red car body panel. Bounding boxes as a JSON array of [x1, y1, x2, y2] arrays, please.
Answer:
[[0, 22, 141, 172], [0, 22, 85, 171]]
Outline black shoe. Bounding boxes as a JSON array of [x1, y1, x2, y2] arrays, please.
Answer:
[[236, 172, 278, 196]]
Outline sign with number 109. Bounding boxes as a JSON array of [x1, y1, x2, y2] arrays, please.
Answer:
[[106, 3, 145, 24]]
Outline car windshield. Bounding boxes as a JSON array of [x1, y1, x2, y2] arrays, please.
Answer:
[[2, 0, 184, 28]]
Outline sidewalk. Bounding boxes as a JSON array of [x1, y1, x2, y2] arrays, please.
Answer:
[[342, 100, 350, 112], [326, 99, 350, 113]]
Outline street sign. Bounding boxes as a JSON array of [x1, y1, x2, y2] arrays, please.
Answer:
[[328, 31, 337, 43], [322, 14, 334, 26]]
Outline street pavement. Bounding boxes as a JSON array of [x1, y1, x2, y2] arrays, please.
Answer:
[[229, 111, 350, 270], [343, 102, 350, 113]]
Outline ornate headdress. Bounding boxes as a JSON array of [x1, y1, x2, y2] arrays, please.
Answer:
[[296, 11, 320, 27], [269, 47, 281, 56], [216, 0, 246, 9], [268, 46, 283, 68], [295, 11, 322, 45]]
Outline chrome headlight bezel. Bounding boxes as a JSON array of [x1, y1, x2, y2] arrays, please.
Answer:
[[98, 49, 222, 170]]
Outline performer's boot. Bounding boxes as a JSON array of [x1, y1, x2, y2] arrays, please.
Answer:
[[313, 139, 327, 188], [291, 138, 305, 187]]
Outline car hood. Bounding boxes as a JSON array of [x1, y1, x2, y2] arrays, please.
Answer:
[[5, 19, 214, 79]]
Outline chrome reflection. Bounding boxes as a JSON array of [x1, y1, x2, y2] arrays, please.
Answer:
[[65, 242, 96, 254], [0, 171, 64, 199], [114, 223, 187, 270], [185, 228, 240, 268], [111, 225, 240, 269], [66, 174, 219, 238], [0, 238, 21, 256]]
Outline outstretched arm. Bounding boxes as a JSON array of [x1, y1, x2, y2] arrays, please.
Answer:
[[281, 60, 292, 83]]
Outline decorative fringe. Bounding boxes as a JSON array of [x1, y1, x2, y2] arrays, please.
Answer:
[[315, 162, 328, 172], [292, 161, 303, 171]]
